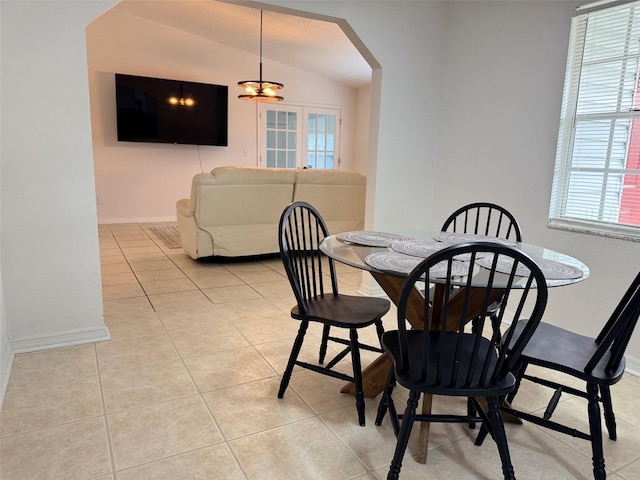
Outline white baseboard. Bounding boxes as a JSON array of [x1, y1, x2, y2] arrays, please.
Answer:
[[624, 354, 640, 377], [10, 326, 111, 354], [0, 348, 15, 411], [97, 216, 176, 225]]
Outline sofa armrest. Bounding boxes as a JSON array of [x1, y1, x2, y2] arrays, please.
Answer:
[[176, 198, 194, 217]]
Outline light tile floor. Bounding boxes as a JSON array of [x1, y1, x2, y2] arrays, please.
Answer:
[[1, 222, 640, 479]]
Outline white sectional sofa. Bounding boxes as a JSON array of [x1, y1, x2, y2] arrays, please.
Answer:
[[176, 166, 366, 259]]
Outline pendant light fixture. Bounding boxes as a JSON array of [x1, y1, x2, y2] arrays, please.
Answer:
[[238, 10, 283, 102]]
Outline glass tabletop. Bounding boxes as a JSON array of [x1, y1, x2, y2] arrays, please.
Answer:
[[320, 231, 590, 289]]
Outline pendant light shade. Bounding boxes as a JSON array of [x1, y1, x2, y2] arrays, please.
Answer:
[[238, 10, 283, 102]]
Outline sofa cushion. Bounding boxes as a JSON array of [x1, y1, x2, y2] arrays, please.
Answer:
[[195, 166, 296, 227], [205, 166, 296, 185], [293, 169, 366, 232]]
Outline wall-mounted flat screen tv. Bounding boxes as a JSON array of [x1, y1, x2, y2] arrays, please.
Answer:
[[115, 74, 228, 146]]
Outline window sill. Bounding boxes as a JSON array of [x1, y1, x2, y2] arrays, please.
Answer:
[[547, 218, 640, 243]]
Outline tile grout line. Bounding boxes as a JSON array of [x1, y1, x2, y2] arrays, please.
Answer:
[[92, 342, 118, 479]]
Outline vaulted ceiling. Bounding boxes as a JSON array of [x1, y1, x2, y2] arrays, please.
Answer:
[[114, 0, 372, 88]]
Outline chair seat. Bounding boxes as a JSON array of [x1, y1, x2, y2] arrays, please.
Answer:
[[509, 321, 626, 385], [291, 294, 390, 327], [382, 330, 516, 397]]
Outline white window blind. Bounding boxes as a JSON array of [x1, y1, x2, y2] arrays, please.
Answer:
[[549, 0, 640, 240]]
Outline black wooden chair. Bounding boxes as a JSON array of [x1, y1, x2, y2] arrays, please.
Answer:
[[476, 271, 640, 480], [441, 202, 522, 242], [376, 242, 548, 480], [441, 202, 522, 425], [277, 201, 390, 426]]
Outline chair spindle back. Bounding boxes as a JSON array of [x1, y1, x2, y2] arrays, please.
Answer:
[[279, 201, 337, 315], [441, 202, 522, 242], [586, 271, 640, 374]]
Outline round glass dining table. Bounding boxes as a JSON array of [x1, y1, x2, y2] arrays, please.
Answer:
[[320, 231, 590, 288], [320, 230, 590, 463]]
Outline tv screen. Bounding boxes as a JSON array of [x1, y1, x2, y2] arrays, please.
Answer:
[[115, 74, 228, 146]]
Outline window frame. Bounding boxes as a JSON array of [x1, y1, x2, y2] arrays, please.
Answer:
[[549, 0, 640, 242]]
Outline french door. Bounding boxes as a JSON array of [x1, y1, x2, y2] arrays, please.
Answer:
[[259, 104, 341, 169]]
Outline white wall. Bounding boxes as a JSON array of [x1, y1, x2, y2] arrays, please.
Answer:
[[0, 0, 112, 362], [0, 136, 8, 407], [0, 270, 8, 409], [344, 0, 447, 233], [353, 85, 372, 174], [435, 0, 640, 370], [87, 7, 367, 223], [0, 4, 8, 400]]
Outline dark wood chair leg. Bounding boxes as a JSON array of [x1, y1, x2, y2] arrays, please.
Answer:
[[387, 390, 420, 480], [587, 383, 607, 480], [319, 324, 330, 364], [375, 368, 396, 427], [600, 385, 617, 441], [349, 328, 366, 426], [474, 423, 491, 446], [486, 396, 516, 480], [467, 397, 477, 429], [278, 321, 308, 398], [375, 319, 385, 342]]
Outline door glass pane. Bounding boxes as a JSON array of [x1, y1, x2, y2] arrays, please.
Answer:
[[266, 110, 276, 128], [328, 115, 335, 132], [266, 150, 275, 168], [307, 152, 316, 169], [264, 107, 298, 169], [267, 130, 276, 149], [287, 151, 296, 168], [326, 153, 334, 169]]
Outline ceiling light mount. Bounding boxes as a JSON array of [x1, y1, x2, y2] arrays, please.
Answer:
[[238, 10, 283, 102]]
